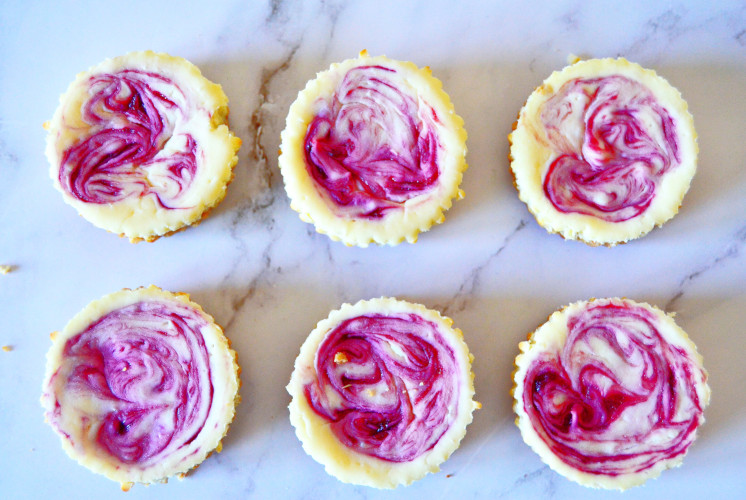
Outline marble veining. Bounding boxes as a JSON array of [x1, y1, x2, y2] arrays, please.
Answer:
[[665, 224, 746, 311], [0, 1, 744, 499], [438, 219, 528, 316]]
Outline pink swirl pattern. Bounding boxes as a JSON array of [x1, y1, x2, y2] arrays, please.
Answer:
[[48, 300, 214, 465], [522, 301, 707, 476], [304, 314, 459, 462], [541, 75, 680, 222], [304, 65, 441, 219], [59, 70, 197, 208]]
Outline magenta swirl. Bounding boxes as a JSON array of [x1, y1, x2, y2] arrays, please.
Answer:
[[522, 302, 707, 476], [541, 75, 680, 222], [304, 314, 459, 462], [304, 65, 441, 219], [53, 300, 213, 465], [58, 70, 197, 208]]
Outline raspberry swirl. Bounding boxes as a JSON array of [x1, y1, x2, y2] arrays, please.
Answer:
[[541, 75, 680, 222], [59, 70, 197, 208], [49, 300, 212, 465], [304, 313, 459, 462], [519, 299, 708, 482], [42, 287, 239, 487], [47, 52, 240, 242], [304, 64, 441, 219]]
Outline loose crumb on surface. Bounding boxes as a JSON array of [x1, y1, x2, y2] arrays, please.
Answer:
[[2, 345, 12, 352], [0, 265, 14, 274]]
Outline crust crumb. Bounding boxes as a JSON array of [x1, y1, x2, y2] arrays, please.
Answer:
[[0, 265, 14, 274], [334, 352, 349, 364], [2, 345, 12, 352]]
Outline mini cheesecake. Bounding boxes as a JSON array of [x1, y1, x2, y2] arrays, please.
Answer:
[[510, 58, 697, 246], [279, 51, 468, 247], [513, 298, 710, 490], [41, 286, 240, 489], [46, 51, 241, 242], [287, 297, 479, 488]]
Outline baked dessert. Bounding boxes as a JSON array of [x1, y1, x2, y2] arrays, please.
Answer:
[[279, 51, 468, 247], [287, 297, 479, 488], [513, 297, 710, 490], [509, 58, 697, 246], [46, 51, 241, 242], [41, 286, 240, 490]]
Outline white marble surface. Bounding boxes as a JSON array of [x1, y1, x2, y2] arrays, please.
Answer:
[[1, 1, 745, 498]]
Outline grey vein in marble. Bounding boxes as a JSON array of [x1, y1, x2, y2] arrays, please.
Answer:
[[439, 220, 528, 316], [666, 224, 746, 311]]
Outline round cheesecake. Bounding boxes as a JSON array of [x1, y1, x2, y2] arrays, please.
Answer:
[[41, 286, 240, 489], [287, 297, 479, 488], [279, 51, 468, 247], [509, 58, 697, 246], [46, 51, 242, 242], [513, 298, 710, 490]]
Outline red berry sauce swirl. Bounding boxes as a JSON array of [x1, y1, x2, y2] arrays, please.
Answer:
[[522, 301, 707, 476], [304, 313, 459, 462], [541, 75, 681, 222], [50, 300, 213, 466], [59, 70, 197, 208], [303, 65, 441, 219]]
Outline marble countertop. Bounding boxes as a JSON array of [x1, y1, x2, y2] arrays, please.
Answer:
[[1, 1, 745, 498]]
